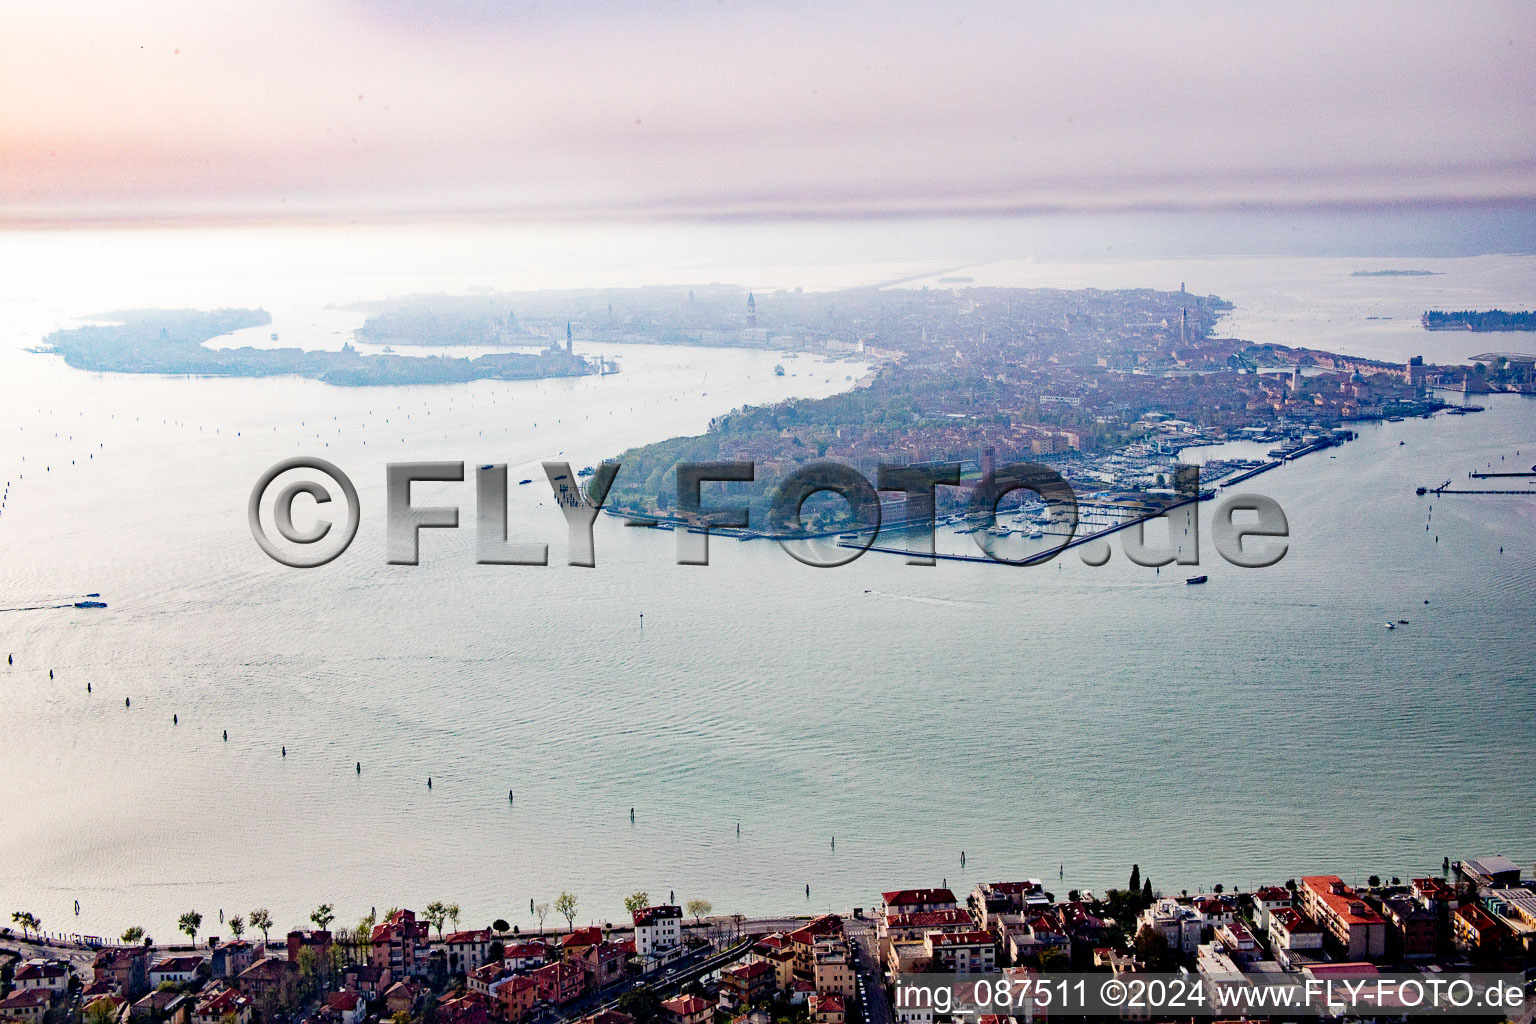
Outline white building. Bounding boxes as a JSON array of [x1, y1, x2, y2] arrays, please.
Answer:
[[634, 905, 683, 957], [1137, 899, 1201, 955]]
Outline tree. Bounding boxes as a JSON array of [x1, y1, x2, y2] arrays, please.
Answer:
[[85, 998, 119, 1024], [534, 903, 551, 933], [249, 909, 273, 942], [446, 904, 461, 932], [617, 986, 661, 1024], [1039, 948, 1069, 972], [1133, 926, 1172, 971], [228, 915, 245, 940], [553, 893, 578, 932], [685, 899, 712, 926], [122, 926, 145, 945], [488, 940, 505, 964], [311, 904, 335, 931], [425, 902, 449, 939], [1129, 865, 1140, 895], [179, 911, 203, 946], [623, 892, 652, 916], [1142, 878, 1152, 903], [1212, 884, 1223, 895], [1367, 875, 1381, 888], [492, 919, 510, 934], [10, 912, 39, 940]]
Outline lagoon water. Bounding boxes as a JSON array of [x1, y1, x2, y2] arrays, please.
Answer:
[[0, 226, 1532, 942]]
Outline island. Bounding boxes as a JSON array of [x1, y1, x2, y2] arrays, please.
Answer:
[[1422, 309, 1536, 331], [40, 308, 596, 386]]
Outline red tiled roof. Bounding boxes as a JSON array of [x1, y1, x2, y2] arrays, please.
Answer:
[[1302, 876, 1384, 926], [928, 930, 992, 947], [886, 909, 972, 929], [633, 906, 682, 927], [326, 993, 363, 1013], [445, 930, 491, 945], [661, 996, 710, 1016], [1271, 908, 1320, 934], [0, 990, 52, 1010], [882, 888, 956, 907], [811, 993, 845, 1013]]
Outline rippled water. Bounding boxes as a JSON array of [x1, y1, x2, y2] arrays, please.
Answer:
[[0, 230, 1532, 944]]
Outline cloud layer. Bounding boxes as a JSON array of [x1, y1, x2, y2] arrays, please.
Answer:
[[3, 0, 1533, 224]]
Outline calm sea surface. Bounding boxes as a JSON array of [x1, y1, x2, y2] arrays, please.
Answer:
[[0, 227, 1532, 942]]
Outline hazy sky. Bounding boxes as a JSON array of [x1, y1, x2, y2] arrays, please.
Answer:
[[2, 0, 1533, 225]]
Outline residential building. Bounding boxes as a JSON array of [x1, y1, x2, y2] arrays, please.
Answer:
[[883, 910, 974, 947], [812, 946, 855, 998], [149, 957, 204, 988], [719, 960, 776, 1010], [385, 981, 423, 1018], [576, 941, 628, 991], [880, 889, 957, 919], [438, 993, 489, 1024], [748, 935, 796, 991], [660, 995, 711, 1024], [1137, 899, 1201, 955], [211, 941, 259, 980], [372, 910, 432, 979], [501, 942, 550, 972], [1299, 876, 1387, 960], [236, 958, 295, 1000], [12, 960, 69, 995], [341, 963, 390, 999], [132, 988, 191, 1024], [1452, 904, 1510, 957], [1375, 896, 1437, 959], [192, 988, 252, 1024], [444, 930, 493, 974], [633, 905, 683, 959], [1250, 886, 1293, 932], [809, 993, 845, 1024], [788, 916, 844, 982], [531, 962, 584, 1006], [0, 990, 51, 1023], [93, 947, 150, 999], [324, 992, 365, 1024], [287, 931, 334, 969], [1213, 923, 1258, 964], [925, 931, 996, 974], [1267, 908, 1324, 959], [493, 975, 539, 1024], [970, 882, 1048, 930]]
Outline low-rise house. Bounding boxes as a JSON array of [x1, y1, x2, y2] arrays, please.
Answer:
[[192, 988, 252, 1024], [468, 963, 515, 1000], [438, 992, 489, 1024], [149, 957, 204, 989], [808, 993, 844, 1024], [0, 990, 51, 1023], [324, 991, 365, 1024], [925, 931, 995, 974], [500, 942, 550, 973], [340, 962, 390, 999], [444, 930, 493, 974], [384, 981, 422, 1017], [660, 995, 711, 1024], [881, 888, 957, 918], [1410, 877, 1457, 911], [719, 960, 777, 1010], [132, 988, 192, 1024], [1190, 897, 1236, 934], [13, 959, 70, 995], [787, 980, 815, 1006]]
